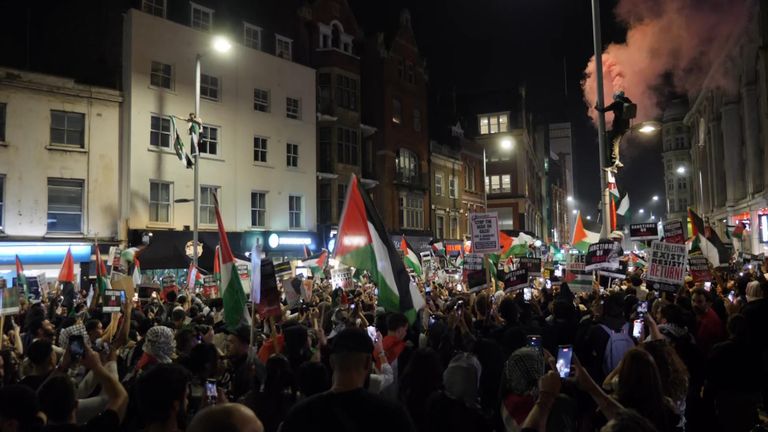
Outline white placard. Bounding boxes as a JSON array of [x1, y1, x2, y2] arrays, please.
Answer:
[[470, 212, 500, 254]]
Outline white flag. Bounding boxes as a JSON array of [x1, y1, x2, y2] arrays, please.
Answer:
[[250, 243, 261, 303], [617, 194, 630, 216]]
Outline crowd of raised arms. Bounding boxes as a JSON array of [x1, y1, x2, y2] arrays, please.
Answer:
[[0, 264, 766, 432]]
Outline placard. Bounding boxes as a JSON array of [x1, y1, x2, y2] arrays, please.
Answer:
[[662, 219, 686, 244], [237, 263, 251, 295], [565, 254, 593, 292], [518, 257, 542, 277], [470, 212, 500, 254], [646, 241, 687, 292], [462, 253, 487, 292], [599, 258, 629, 280], [161, 274, 178, 301], [331, 268, 353, 290], [257, 260, 281, 318], [202, 275, 218, 298], [274, 261, 293, 278], [688, 254, 712, 283], [108, 246, 126, 275], [503, 268, 528, 292], [0, 287, 20, 316], [26, 275, 42, 301], [630, 223, 659, 241], [584, 241, 623, 272], [102, 290, 122, 313]]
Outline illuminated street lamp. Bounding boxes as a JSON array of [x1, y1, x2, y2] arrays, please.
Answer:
[[567, 196, 574, 202], [639, 209, 645, 214], [652, 195, 659, 201], [676, 166, 686, 175]]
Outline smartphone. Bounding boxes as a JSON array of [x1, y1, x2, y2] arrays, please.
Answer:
[[728, 291, 735, 302], [425, 283, 432, 293], [704, 281, 712, 291], [205, 379, 217, 403], [556, 345, 573, 378], [527, 335, 542, 352], [637, 301, 648, 315], [366, 326, 377, 342], [524, 287, 532, 302], [428, 314, 437, 327], [545, 279, 552, 290], [68, 335, 85, 360], [632, 319, 644, 339]]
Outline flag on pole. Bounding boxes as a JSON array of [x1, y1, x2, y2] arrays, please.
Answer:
[[571, 211, 600, 253], [334, 175, 424, 322], [303, 244, 312, 259], [213, 193, 250, 330], [400, 236, 423, 277], [186, 262, 203, 290], [95, 246, 110, 294], [169, 116, 194, 168], [303, 250, 328, 278], [616, 194, 630, 216], [250, 243, 262, 303], [731, 221, 746, 240], [132, 257, 142, 286], [688, 208, 729, 266], [58, 247, 76, 283], [430, 241, 445, 257], [15, 255, 28, 298]]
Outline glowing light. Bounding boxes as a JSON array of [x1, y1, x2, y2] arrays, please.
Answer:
[[212, 36, 232, 53], [341, 235, 368, 248], [639, 209, 645, 214], [501, 139, 513, 150], [567, 196, 574, 202], [676, 166, 686, 174], [638, 124, 658, 134], [652, 195, 659, 201]]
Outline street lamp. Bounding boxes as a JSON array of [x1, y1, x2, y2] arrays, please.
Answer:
[[586, 215, 592, 220], [638, 123, 660, 134], [652, 195, 659, 201], [500, 138, 514, 150], [676, 165, 686, 175], [482, 137, 514, 210], [192, 35, 232, 269], [572, 209, 578, 215], [639, 209, 645, 214], [567, 196, 574, 202]]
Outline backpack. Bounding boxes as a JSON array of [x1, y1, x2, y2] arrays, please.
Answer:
[[599, 323, 635, 375]]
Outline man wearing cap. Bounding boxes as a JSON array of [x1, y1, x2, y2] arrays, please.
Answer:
[[281, 328, 416, 432]]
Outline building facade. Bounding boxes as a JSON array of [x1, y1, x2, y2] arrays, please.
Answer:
[[661, 99, 693, 221], [685, 4, 768, 254], [459, 126, 486, 239], [362, 10, 431, 247], [429, 140, 462, 243], [122, 5, 317, 265], [0, 67, 122, 279]]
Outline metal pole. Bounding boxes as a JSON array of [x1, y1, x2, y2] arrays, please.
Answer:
[[482, 146, 488, 211], [591, 0, 610, 240], [193, 54, 201, 269]]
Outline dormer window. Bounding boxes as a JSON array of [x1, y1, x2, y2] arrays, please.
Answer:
[[318, 22, 353, 54]]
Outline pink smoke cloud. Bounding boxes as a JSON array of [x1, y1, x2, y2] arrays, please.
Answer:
[[583, 0, 753, 124]]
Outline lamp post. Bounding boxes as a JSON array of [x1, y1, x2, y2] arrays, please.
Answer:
[[192, 36, 231, 269], [591, 0, 609, 240]]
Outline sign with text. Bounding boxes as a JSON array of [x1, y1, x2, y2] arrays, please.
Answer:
[[630, 223, 660, 241], [237, 263, 251, 295], [331, 268, 353, 291], [662, 219, 686, 244], [688, 254, 712, 283], [599, 258, 629, 280], [584, 241, 623, 272], [102, 290, 122, 313], [503, 268, 529, 292], [463, 253, 488, 292], [0, 287, 20, 315], [647, 241, 688, 292], [274, 261, 293, 278], [565, 254, 593, 292], [161, 274, 178, 301], [257, 260, 281, 319], [108, 246, 126, 275], [470, 212, 500, 254], [202, 275, 218, 298], [518, 257, 542, 277]]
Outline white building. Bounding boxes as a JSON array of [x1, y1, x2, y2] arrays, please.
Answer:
[[122, 7, 317, 264], [0, 67, 121, 280]]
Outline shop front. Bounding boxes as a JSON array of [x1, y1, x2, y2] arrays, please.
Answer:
[[0, 241, 104, 289], [257, 231, 320, 261]]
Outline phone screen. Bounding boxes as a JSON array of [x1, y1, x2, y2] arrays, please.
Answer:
[[69, 335, 85, 359], [556, 345, 573, 378], [524, 287, 532, 302], [366, 326, 377, 342], [704, 281, 712, 291], [527, 335, 542, 351], [637, 301, 648, 315], [632, 319, 644, 339], [728, 291, 735, 302], [205, 379, 217, 401]]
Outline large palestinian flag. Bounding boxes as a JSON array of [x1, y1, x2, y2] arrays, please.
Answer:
[[334, 175, 424, 321], [213, 193, 250, 330], [571, 211, 600, 253], [688, 208, 729, 266], [400, 236, 422, 277]]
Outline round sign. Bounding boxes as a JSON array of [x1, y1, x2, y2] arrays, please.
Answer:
[[185, 240, 203, 259], [268, 233, 280, 249]]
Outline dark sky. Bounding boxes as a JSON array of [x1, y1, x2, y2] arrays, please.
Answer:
[[349, 0, 666, 219]]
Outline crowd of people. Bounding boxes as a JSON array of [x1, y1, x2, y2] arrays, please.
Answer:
[[0, 259, 766, 432]]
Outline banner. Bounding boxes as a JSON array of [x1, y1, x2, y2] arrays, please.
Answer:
[[662, 219, 686, 244], [646, 241, 687, 292], [470, 212, 500, 254], [585, 241, 623, 272], [102, 290, 122, 313], [518, 257, 542, 277], [0, 285, 20, 316], [630, 223, 660, 241], [688, 254, 712, 283], [463, 253, 487, 292], [503, 268, 528, 292], [257, 260, 281, 318]]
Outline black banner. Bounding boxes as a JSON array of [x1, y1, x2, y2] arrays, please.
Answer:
[[630, 223, 659, 241], [585, 241, 623, 272], [503, 268, 528, 292], [518, 257, 542, 276]]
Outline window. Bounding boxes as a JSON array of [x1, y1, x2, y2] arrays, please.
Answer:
[[200, 74, 220, 101], [337, 183, 347, 217], [478, 113, 509, 134], [150, 61, 173, 89], [243, 23, 262, 50], [435, 172, 443, 196], [318, 73, 331, 111], [396, 149, 418, 182], [200, 186, 219, 225], [149, 181, 172, 223], [289, 195, 302, 228], [464, 164, 475, 191], [142, 0, 165, 17], [251, 192, 266, 227], [406, 62, 415, 84], [286, 143, 299, 167], [501, 174, 511, 192], [436, 215, 445, 238], [0, 103, 6, 142], [200, 125, 218, 155], [337, 127, 359, 165], [253, 88, 270, 112], [678, 178, 687, 190], [276, 35, 292, 60], [485, 175, 512, 193], [335, 75, 358, 110], [449, 175, 457, 198], [47, 179, 83, 233], [0, 175, 4, 230], [450, 216, 459, 238], [392, 98, 402, 124], [286, 97, 300, 119], [190, 3, 213, 31], [150, 115, 171, 148], [318, 182, 331, 223], [253, 136, 268, 163], [399, 194, 424, 229], [50, 110, 85, 148], [413, 109, 421, 132]]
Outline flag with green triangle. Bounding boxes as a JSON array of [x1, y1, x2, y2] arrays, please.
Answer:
[[571, 211, 600, 253], [400, 236, 423, 277], [95, 246, 110, 294], [303, 250, 328, 279], [213, 193, 250, 330], [688, 208, 729, 266], [15, 255, 28, 298]]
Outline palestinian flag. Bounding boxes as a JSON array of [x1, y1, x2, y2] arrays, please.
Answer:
[[169, 116, 193, 168], [186, 262, 203, 290], [334, 175, 424, 321], [15, 255, 28, 298], [571, 211, 600, 253], [303, 250, 328, 279], [508, 233, 535, 258], [132, 257, 142, 287], [58, 247, 76, 283], [400, 236, 422, 277], [497, 231, 514, 260], [95, 246, 110, 294], [431, 241, 446, 257], [731, 221, 746, 240], [616, 194, 630, 217], [688, 208, 729, 266], [213, 193, 250, 330]]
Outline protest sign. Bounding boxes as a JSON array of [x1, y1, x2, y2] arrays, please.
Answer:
[[274, 261, 293, 279], [283, 278, 302, 309], [237, 263, 251, 294], [161, 274, 178, 300], [518, 257, 542, 277], [688, 254, 712, 283], [565, 254, 593, 292], [108, 246, 126, 275], [662, 219, 686, 244], [584, 241, 623, 272], [257, 260, 281, 318], [0, 286, 20, 316], [462, 253, 487, 292], [110, 274, 136, 301], [26, 275, 42, 301], [630, 223, 659, 241], [646, 241, 688, 292], [503, 268, 528, 292], [202, 275, 218, 298], [599, 258, 629, 280], [331, 268, 353, 290], [470, 212, 500, 254], [102, 290, 122, 313]]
